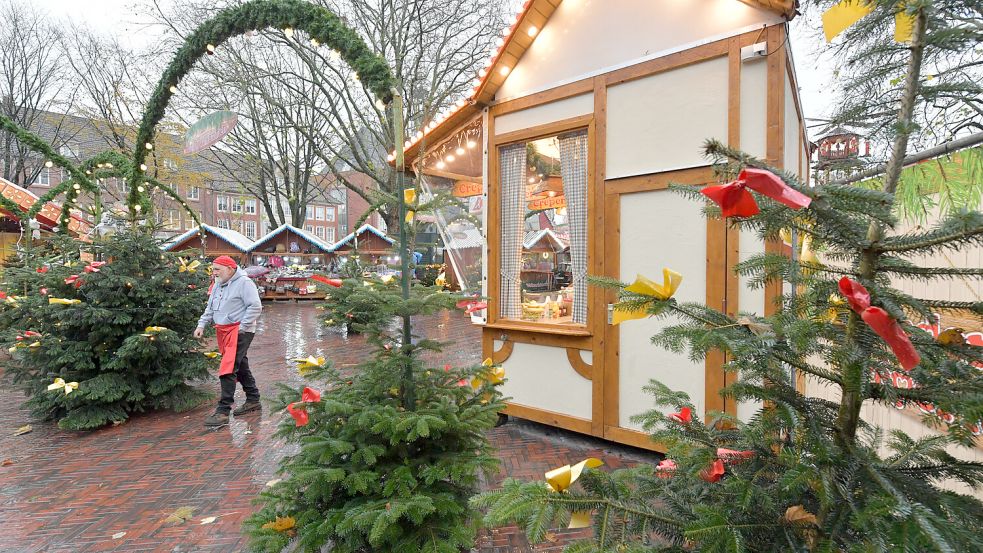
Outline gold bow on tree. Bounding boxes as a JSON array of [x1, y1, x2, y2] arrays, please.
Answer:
[[203, 351, 220, 359], [47, 377, 79, 395], [544, 458, 604, 528], [179, 258, 201, 273], [404, 188, 417, 223], [48, 298, 81, 305], [294, 355, 326, 376], [822, 0, 915, 43], [612, 268, 682, 325]]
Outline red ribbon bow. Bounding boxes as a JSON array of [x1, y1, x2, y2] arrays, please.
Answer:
[[457, 296, 487, 314], [700, 459, 726, 483], [286, 386, 322, 427], [64, 275, 79, 285], [655, 459, 676, 478], [37, 266, 48, 274], [311, 275, 343, 288], [84, 261, 107, 273], [668, 406, 692, 424], [838, 277, 920, 370], [701, 168, 812, 218], [717, 448, 754, 464]]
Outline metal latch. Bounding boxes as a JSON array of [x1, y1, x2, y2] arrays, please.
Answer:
[[607, 304, 614, 325]]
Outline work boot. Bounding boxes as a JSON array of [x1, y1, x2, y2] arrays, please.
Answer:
[[204, 412, 229, 427], [232, 399, 262, 416]]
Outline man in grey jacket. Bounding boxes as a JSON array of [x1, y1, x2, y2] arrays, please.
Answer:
[[194, 255, 263, 427]]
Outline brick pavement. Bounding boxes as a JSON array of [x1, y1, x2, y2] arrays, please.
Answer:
[[0, 303, 658, 553]]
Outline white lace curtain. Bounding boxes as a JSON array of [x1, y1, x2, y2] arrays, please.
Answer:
[[498, 143, 526, 320], [558, 130, 589, 324]]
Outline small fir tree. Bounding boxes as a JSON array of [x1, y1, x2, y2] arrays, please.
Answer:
[[0, 230, 215, 429]]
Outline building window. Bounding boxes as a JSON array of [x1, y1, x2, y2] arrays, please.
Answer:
[[315, 206, 325, 220], [305, 205, 314, 220], [59, 144, 77, 159], [217, 219, 230, 229], [168, 209, 179, 228], [326, 227, 336, 243], [163, 159, 177, 171], [497, 129, 589, 326], [34, 168, 50, 186], [325, 206, 335, 222], [245, 199, 257, 214], [188, 186, 200, 200], [245, 221, 257, 239], [217, 196, 228, 212], [315, 226, 325, 239], [305, 225, 314, 233], [231, 198, 243, 213]]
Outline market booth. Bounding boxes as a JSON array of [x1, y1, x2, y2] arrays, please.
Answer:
[[246, 224, 333, 300], [329, 224, 396, 271], [162, 224, 252, 265], [0, 177, 92, 265], [403, 0, 808, 450]]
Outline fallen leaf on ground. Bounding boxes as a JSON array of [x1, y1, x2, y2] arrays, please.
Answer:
[[199, 516, 217, 525], [112, 532, 126, 539], [163, 506, 195, 524], [1, 459, 13, 466], [13, 425, 31, 436]]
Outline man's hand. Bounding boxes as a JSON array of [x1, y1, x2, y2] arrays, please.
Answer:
[[193, 327, 204, 339]]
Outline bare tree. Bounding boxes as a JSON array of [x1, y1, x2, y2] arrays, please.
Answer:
[[0, 0, 81, 188], [149, 0, 509, 231]]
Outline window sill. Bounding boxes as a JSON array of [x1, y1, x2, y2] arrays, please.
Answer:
[[484, 319, 591, 337]]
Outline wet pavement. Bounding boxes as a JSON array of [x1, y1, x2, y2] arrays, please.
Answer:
[[0, 303, 657, 552]]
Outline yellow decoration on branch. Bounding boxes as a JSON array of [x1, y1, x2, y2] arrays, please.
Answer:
[[822, 0, 915, 43], [470, 358, 505, 390], [47, 377, 79, 395], [613, 268, 682, 325], [145, 326, 168, 333], [203, 351, 220, 359], [179, 259, 201, 273], [261, 515, 296, 532], [434, 272, 446, 287], [545, 457, 605, 528], [48, 298, 81, 305], [294, 355, 325, 375], [405, 210, 415, 223], [403, 188, 417, 205]]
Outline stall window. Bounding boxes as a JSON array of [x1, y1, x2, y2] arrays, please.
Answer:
[[498, 129, 588, 326]]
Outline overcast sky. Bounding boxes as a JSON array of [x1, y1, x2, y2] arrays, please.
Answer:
[[32, 0, 838, 139]]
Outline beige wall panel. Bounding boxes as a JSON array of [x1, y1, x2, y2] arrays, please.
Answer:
[[736, 228, 767, 422], [619, 189, 708, 430], [500, 342, 592, 420], [607, 57, 729, 179], [783, 76, 799, 176], [740, 59, 768, 160], [493, 93, 594, 136], [497, 0, 782, 99]]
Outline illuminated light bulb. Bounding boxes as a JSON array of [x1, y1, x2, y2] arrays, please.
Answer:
[[387, 153, 395, 161], [499, 65, 511, 76], [496, 37, 505, 47], [528, 177, 536, 183], [284, 27, 293, 38], [472, 78, 482, 86], [206, 44, 216, 55], [85, 170, 91, 175], [467, 140, 476, 148], [374, 98, 386, 110], [73, 183, 80, 190], [484, 57, 494, 68], [145, 143, 153, 150], [502, 27, 511, 36], [478, 68, 487, 77], [510, 13, 519, 25], [105, 163, 113, 168], [169, 85, 177, 93], [456, 147, 465, 155], [404, 140, 411, 148], [44, 160, 53, 168], [445, 154, 455, 162], [310, 38, 319, 47], [416, 131, 423, 139], [547, 191, 556, 198], [528, 25, 538, 37], [436, 160, 446, 169], [139, 163, 147, 171], [138, 186, 145, 193], [456, 99, 466, 107], [134, 205, 142, 212]]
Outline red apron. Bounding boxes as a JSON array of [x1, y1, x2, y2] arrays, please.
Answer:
[[215, 322, 240, 376]]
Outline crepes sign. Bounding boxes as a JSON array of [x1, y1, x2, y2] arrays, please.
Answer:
[[184, 111, 238, 155]]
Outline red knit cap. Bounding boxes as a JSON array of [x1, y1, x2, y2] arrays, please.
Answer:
[[212, 255, 238, 269]]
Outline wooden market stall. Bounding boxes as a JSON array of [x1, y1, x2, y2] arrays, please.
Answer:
[[329, 224, 396, 271], [0, 177, 93, 265], [162, 224, 253, 266], [402, 0, 807, 451], [246, 224, 333, 301]]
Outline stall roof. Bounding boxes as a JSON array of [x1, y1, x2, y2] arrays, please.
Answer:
[[523, 228, 567, 251], [248, 224, 333, 253], [0, 177, 92, 239], [444, 226, 484, 250], [163, 224, 254, 252], [394, 0, 796, 164], [329, 224, 395, 252]]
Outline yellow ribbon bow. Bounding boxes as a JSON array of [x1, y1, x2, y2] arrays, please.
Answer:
[[380, 274, 395, 284], [613, 268, 682, 325], [5, 296, 19, 305], [179, 259, 201, 273], [203, 351, 220, 359], [145, 326, 168, 333], [403, 188, 417, 205], [294, 355, 325, 375], [47, 377, 79, 395], [822, 0, 915, 43], [545, 458, 605, 528], [48, 298, 81, 305], [434, 272, 446, 287], [470, 358, 505, 390], [405, 210, 415, 223]]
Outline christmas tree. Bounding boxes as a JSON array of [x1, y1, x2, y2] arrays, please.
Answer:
[[243, 92, 505, 552], [473, 3, 983, 550], [0, 229, 215, 429]]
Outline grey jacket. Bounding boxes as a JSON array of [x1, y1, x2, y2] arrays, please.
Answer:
[[197, 268, 263, 333]]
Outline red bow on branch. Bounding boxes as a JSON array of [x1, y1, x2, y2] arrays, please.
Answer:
[[701, 168, 812, 218], [457, 296, 487, 314], [700, 459, 726, 483], [83, 261, 107, 273], [838, 277, 920, 370], [286, 386, 322, 427], [311, 275, 343, 288], [667, 406, 692, 424]]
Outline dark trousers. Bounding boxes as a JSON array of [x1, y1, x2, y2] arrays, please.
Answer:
[[216, 331, 260, 414]]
